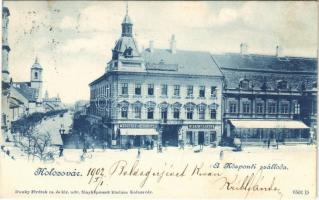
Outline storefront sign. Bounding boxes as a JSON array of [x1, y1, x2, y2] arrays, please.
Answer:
[[119, 123, 157, 129], [188, 124, 215, 129]]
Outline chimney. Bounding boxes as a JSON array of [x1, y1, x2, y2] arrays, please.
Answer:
[[276, 45, 283, 57], [149, 40, 154, 53], [170, 34, 176, 54], [240, 43, 248, 55]]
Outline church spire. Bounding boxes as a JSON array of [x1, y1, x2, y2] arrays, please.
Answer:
[[126, 1, 128, 15], [121, 2, 133, 37]]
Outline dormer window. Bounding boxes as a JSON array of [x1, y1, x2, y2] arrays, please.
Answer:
[[239, 79, 250, 90], [123, 46, 133, 58], [277, 80, 288, 90]]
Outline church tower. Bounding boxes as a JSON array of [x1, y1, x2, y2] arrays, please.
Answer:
[[2, 7, 10, 83], [107, 3, 144, 72], [30, 57, 43, 100]]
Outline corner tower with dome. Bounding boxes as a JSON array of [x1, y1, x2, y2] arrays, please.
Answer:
[[89, 5, 224, 149], [106, 7, 144, 72]]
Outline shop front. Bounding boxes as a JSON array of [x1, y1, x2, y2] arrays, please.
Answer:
[[228, 119, 310, 145], [114, 123, 158, 148], [181, 124, 219, 146]]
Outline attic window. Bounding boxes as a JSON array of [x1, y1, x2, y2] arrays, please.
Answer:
[[277, 80, 288, 90], [239, 79, 250, 90], [123, 46, 133, 58]]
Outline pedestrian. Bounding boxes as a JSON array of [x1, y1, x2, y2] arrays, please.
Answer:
[[263, 140, 267, 148], [137, 148, 141, 159], [276, 139, 279, 149], [91, 143, 95, 152], [219, 150, 224, 160], [267, 138, 270, 149], [59, 145, 64, 157], [150, 140, 154, 150], [103, 141, 108, 151]]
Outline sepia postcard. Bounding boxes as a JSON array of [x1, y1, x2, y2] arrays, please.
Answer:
[[0, 1, 318, 199]]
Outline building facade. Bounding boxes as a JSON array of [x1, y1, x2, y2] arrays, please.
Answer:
[[88, 11, 224, 148], [214, 44, 317, 145], [1, 7, 11, 139]]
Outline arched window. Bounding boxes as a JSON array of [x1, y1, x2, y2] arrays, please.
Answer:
[[277, 80, 288, 90], [34, 72, 38, 80], [239, 79, 250, 89]]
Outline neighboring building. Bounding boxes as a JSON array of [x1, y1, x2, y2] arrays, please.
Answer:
[[88, 10, 224, 148], [74, 100, 89, 117], [214, 44, 317, 145], [1, 6, 11, 138], [10, 58, 45, 116], [42, 90, 63, 111]]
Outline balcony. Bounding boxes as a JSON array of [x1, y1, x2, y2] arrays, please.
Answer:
[[159, 119, 184, 125]]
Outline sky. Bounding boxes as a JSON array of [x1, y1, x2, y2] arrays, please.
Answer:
[[4, 1, 318, 104]]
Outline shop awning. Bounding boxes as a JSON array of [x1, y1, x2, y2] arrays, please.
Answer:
[[120, 129, 158, 136], [230, 120, 309, 129]]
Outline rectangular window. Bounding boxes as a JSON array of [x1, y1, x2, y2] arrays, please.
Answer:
[[134, 106, 141, 118], [211, 86, 217, 97], [199, 86, 205, 97], [229, 102, 237, 113], [268, 102, 276, 114], [187, 111, 193, 119], [106, 85, 110, 97], [135, 84, 141, 95], [187, 85, 193, 97], [256, 102, 264, 114], [147, 108, 154, 119], [243, 102, 250, 113], [161, 109, 167, 120], [294, 103, 300, 114], [161, 84, 167, 96], [148, 84, 154, 96], [280, 103, 289, 114], [121, 83, 128, 95], [174, 85, 180, 97], [210, 109, 216, 119], [173, 108, 180, 119]]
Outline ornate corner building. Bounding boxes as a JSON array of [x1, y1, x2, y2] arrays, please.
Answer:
[[214, 45, 317, 145], [88, 10, 224, 148]]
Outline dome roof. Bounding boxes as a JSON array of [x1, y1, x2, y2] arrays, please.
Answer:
[[113, 36, 140, 57]]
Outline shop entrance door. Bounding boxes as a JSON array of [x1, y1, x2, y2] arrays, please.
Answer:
[[198, 131, 205, 145], [162, 125, 179, 146], [134, 136, 141, 147], [186, 131, 193, 145]]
